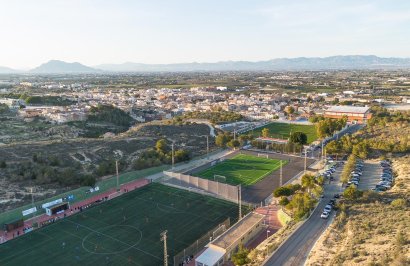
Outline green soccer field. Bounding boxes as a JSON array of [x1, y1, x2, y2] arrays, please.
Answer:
[[195, 154, 287, 186], [0, 183, 238, 266], [251, 122, 318, 144]]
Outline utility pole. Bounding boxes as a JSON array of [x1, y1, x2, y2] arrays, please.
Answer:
[[116, 160, 119, 191], [238, 185, 242, 220], [171, 143, 175, 169], [160, 231, 168, 266], [280, 160, 283, 186], [206, 135, 209, 159]]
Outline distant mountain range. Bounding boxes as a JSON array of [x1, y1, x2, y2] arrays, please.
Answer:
[[1, 56, 410, 73]]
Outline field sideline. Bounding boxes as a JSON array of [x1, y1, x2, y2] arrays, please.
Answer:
[[195, 154, 287, 186], [0, 183, 238, 266]]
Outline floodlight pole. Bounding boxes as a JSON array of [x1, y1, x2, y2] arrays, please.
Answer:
[[206, 135, 209, 159], [238, 185, 242, 220], [30, 187, 35, 222], [160, 230, 168, 266], [171, 143, 175, 169], [116, 160, 119, 191], [280, 160, 283, 186]]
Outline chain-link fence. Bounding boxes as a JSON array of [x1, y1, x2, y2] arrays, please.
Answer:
[[173, 217, 230, 266]]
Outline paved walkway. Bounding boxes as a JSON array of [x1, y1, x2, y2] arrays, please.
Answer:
[[0, 178, 149, 243]]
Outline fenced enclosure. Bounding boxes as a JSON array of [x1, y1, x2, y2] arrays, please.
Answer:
[[162, 171, 239, 203], [173, 217, 231, 266]]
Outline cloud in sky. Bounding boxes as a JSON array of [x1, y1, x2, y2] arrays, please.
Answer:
[[0, 0, 409, 68]]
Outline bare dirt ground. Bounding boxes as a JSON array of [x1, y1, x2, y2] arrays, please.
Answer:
[[306, 155, 410, 266], [0, 122, 214, 212]]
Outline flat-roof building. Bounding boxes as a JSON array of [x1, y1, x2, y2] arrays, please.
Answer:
[[324, 106, 372, 124], [195, 212, 264, 266]]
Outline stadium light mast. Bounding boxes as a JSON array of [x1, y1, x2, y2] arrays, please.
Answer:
[[171, 143, 175, 169], [116, 160, 120, 191], [206, 135, 209, 159], [238, 185, 242, 220], [160, 230, 168, 266], [280, 160, 283, 186]]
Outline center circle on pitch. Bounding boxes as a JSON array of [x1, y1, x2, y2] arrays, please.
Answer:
[[82, 225, 142, 255]]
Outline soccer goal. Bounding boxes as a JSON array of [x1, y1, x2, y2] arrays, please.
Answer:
[[257, 153, 269, 159], [214, 175, 227, 183]]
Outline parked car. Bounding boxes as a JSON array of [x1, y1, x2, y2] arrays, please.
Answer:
[[321, 211, 330, 219]]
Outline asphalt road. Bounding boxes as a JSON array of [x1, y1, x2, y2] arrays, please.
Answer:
[[265, 166, 344, 266]]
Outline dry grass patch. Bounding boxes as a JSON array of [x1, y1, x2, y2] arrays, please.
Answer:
[[306, 155, 410, 266]]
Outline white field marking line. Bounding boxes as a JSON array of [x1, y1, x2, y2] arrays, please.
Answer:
[[64, 219, 162, 261], [57, 226, 142, 266], [242, 160, 282, 186], [82, 225, 143, 255]]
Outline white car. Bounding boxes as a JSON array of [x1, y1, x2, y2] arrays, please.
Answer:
[[321, 211, 330, 219]]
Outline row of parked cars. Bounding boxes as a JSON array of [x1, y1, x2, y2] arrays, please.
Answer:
[[373, 160, 394, 192], [320, 197, 338, 219], [346, 159, 364, 187]]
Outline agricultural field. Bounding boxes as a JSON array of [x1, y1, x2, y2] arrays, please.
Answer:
[[0, 183, 238, 266], [251, 122, 318, 144], [195, 154, 287, 186]]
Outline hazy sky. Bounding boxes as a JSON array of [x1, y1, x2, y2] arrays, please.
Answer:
[[1, 0, 410, 68]]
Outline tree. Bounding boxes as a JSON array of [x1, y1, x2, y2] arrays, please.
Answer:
[[343, 185, 363, 200], [215, 132, 233, 147], [290, 132, 307, 145], [261, 128, 270, 138], [155, 139, 168, 154], [232, 245, 250, 266], [285, 106, 295, 115], [301, 174, 316, 192], [0, 161, 6, 168], [273, 186, 293, 197], [227, 139, 241, 149], [279, 196, 290, 206], [81, 175, 96, 187]]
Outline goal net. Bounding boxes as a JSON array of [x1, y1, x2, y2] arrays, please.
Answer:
[[257, 153, 269, 159], [214, 175, 227, 183]]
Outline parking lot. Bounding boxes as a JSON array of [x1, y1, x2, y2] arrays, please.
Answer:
[[357, 161, 380, 190]]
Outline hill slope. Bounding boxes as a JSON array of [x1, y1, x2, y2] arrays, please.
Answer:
[[31, 60, 99, 73]]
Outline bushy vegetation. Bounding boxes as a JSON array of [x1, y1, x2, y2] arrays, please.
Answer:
[[274, 174, 322, 221], [315, 117, 347, 139], [132, 139, 190, 170], [21, 95, 75, 106], [88, 104, 134, 127], [180, 108, 243, 124], [340, 154, 357, 184]]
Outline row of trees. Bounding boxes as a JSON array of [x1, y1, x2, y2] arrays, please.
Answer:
[[325, 135, 369, 159], [316, 116, 347, 139], [340, 154, 357, 184], [181, 108, 243, 124], [261, 127, 308, 146], [132, 139, 190, 170]]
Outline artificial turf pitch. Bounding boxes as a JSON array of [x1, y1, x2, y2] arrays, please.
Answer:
[[195, 154, 287, 186], [0, 183, 238, 266]]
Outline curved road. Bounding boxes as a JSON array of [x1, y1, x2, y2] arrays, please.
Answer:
[[265, 167, 343, 266]]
